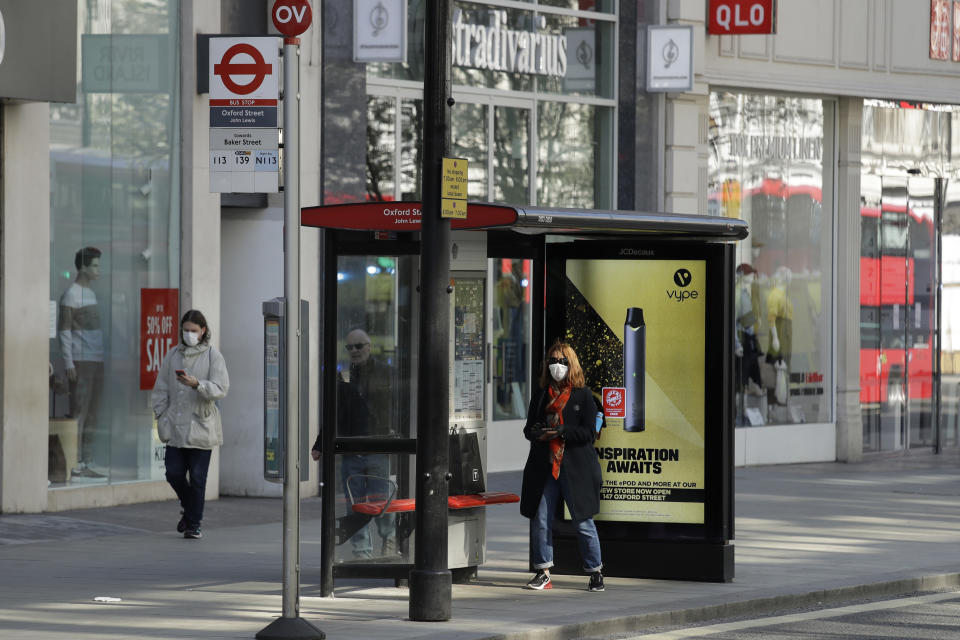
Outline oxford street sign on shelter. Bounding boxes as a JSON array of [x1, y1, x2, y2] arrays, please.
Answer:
[[208, 37, 280, 194]]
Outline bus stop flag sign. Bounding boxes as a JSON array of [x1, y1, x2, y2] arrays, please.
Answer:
[[208, 37, 279, 193]]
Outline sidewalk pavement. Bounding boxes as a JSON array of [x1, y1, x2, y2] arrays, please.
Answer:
[[0, 449, 958, 640]]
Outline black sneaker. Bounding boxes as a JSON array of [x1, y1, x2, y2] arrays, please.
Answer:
[[525, 570, 552, 590], [177, 511, 188, 533], [588, 571, 604, 592], [183, 527, 202, 539]]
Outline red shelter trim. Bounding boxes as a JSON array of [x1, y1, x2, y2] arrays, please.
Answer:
[[300, 201, 518, 231]]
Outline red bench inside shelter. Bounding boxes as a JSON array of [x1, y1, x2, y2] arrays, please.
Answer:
[[351, 491, 519, 516]]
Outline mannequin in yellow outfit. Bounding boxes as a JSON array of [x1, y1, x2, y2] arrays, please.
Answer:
[[766, 266, 794, 366]]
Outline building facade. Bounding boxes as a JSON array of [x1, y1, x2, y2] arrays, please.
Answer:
[[1, 0, 959, 513], [698, 0, 960, 463]]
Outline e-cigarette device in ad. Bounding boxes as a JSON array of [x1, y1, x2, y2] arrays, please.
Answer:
[[624, 307, 645, 432]]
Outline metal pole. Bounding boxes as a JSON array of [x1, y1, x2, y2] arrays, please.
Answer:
[[281, 38, 301, 622], [410, 0, 453, 623], [257, 35, 324, 640]]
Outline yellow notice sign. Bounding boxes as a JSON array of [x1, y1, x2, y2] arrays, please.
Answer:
[[441, 198, 467, 219], [442, 157, 468, 200]]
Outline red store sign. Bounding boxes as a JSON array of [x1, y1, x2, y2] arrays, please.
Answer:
[[707, 0, 776, 35], [140, 289, 179, 390]]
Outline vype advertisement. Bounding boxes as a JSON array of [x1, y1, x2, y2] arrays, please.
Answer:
[[563, 258, 707, 524]]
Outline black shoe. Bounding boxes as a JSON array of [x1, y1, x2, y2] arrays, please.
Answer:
[[525, 570, 552, 590], [588, 571, 604, 592], [183, 527, 202, 539], [177, 510, 188, 533]]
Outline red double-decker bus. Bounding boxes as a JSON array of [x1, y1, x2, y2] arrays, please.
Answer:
[[859, 200, 936, 411]]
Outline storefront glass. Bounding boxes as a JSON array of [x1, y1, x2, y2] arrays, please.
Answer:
[[368, 1, 616, 100], [538, 102, 604, 208], [708, 92, 834, 427], [365, 1, 616, 209], [943, 178, 960, 449], [48, 0, 181, 486], [860, 102, 960, 452]]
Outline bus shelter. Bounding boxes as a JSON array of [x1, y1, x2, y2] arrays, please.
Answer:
[[302, 202, 748, 596]]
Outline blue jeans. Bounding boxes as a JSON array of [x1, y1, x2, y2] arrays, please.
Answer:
[[341, 454, 396, 556], [165, 446, 212, 528], [530, 473, 603, 573]]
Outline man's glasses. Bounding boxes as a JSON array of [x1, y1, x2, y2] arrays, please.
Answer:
[[345, 343, 369, 352], [546, 357, 569, 366]]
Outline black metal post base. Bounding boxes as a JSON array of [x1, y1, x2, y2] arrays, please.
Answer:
[[409, 569, 452, 621], [255, 616, 325, 640]]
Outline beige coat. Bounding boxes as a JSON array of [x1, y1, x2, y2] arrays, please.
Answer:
[[151, 342, 229, 449]]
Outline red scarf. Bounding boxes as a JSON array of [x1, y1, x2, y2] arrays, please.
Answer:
[[546, 384, 571, 479]]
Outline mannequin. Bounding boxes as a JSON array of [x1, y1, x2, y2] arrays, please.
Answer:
[[58, 247, 105, 478], [735, 264, 763, 395], [766, 266, 794, 367]]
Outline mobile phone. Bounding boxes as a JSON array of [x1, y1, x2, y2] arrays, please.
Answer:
[[176, 369, 186, 377]]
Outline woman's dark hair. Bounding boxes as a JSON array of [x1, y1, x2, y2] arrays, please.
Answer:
[[180, 309, 211, 344]]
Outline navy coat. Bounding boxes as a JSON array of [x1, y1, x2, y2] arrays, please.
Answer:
[[520, 386, 602, 521]]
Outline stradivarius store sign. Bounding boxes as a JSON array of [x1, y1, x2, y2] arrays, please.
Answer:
[[452, 9, 568, 78]]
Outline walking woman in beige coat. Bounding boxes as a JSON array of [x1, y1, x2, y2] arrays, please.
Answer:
[[151, 309, 229, 539]]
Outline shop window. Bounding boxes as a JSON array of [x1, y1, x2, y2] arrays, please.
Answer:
[[858, 102, 960, 452], [368, 1, 616, 100], [538, 102, 601, 208], [366, 96, 397, 201], [452, 103, 489, 199], [941, 179, 960, 448], [400, 99, 424, 200], [48, 0, 181, 486], [708, 92, 833, 428], [494, 105, 531, 204]]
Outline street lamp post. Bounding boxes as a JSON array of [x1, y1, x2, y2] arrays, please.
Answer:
[[410, 0, 454, 622]]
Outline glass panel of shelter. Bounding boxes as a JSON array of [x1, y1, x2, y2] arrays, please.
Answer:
[[334, 254, 416, 565], [330, 253, 509, 565], [491, 258, 533, 421]]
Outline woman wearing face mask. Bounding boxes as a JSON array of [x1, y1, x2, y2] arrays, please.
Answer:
[[520, 340, 604, 592], [151, 309, 229, 539]]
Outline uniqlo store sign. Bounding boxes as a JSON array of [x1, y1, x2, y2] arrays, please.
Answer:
[[707, 0, 776, 35]]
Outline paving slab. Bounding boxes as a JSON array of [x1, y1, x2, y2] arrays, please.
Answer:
[[0, 450, 957, 639]]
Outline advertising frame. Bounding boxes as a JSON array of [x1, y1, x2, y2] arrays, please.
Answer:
[[543, 239, 735, 582]]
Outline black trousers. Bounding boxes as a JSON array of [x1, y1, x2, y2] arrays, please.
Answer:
[[164, 446, 212, 528]]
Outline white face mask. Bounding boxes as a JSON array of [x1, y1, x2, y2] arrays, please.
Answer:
[[549, 363, 569, 382], [183, 330, 201, 347]]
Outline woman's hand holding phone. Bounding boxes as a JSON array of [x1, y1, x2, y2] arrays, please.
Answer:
[[175, 370, 199, 389]]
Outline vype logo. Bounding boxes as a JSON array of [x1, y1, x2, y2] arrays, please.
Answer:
[[666, 268, 701, 302]]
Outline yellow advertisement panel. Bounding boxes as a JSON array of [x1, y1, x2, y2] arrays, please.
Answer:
[[565, 259, 706, 524]]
